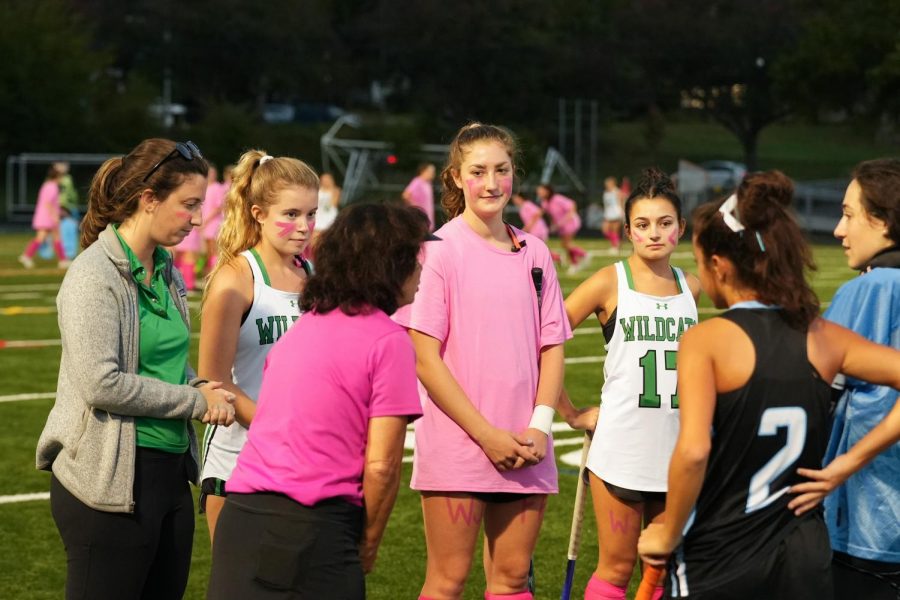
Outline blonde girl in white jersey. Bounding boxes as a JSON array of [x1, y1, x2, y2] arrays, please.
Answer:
[[198, 150, 318, 541], [560, 168, 700, 600]]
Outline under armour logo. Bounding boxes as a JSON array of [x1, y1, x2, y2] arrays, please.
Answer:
[[290, 300, 295, 307], [656, 303, 668, 309]]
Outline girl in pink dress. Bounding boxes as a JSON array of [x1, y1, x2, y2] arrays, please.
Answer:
[[19, 165, 69, 268], [537, 183, 587, 272], [395, 123, 571, 600]]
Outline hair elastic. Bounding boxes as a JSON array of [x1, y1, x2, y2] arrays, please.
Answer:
[[259, 155, 274, 165], [718, 194, 745, 232], [719, 194, 766, 252]]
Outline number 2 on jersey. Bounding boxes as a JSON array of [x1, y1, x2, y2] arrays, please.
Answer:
[[745, 406, 807, 513], [638, 349, 678, 408]]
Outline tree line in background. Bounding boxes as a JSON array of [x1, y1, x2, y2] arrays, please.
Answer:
[[4, 0, 900, 172]]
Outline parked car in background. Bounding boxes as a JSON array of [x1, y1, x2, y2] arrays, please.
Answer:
[[700, 160, 747, 192]]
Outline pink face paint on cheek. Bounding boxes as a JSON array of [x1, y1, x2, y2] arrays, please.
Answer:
[[465, 178, 482, 198], [175, 210, 191, 221], [632, 232, 645, 243], [274, 221, 295, 238], [500, 176, 513, 198], [667, 231, 678, 246]]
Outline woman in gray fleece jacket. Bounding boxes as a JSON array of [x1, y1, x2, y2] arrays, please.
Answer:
[[36, 138, 236, 600]]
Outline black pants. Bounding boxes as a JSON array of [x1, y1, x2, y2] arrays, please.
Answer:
[[50, 447, 195, 600], [207, 492, 364, 600], [833, 551, 900, 600]]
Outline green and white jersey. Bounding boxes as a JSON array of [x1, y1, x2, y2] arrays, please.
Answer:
[[586, 260, 697, 492], [201, 249, 304, 482]]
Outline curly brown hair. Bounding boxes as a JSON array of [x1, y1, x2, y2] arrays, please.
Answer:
[[300, 203, 431, 316]]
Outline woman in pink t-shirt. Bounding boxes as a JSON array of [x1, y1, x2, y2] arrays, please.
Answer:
[[19, 164, 69, 268], [394, 123, 572, 600], [537, 183, 587, 273], [208, 204, 432, 600]]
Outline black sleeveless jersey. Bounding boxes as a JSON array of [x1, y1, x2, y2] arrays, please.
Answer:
[[668, 309, 831, 597]]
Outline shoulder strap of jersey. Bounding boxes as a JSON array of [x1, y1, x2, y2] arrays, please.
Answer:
[[672, 266, 687, 295], [241, 249, 266, 287]]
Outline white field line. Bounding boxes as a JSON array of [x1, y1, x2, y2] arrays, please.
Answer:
[[0, 392, 55, 403], [0, 283, 62, 292], [0, 492, 50, 504]]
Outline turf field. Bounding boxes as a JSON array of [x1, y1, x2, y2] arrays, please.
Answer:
[[0, 231, 854, 599]]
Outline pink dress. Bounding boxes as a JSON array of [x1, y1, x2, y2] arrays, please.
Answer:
[[518, 200, 548, 241], [227, 308, 422, 506], [404, 176, 435, 230], [32, 181, 60, 230], [393, 216, 572, 494], [543, 193, 581, 237], [202, 182, 226, 241]]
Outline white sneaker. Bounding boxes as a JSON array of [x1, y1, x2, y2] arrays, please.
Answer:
[[18, 254, 34, 269], [57, 259, 72, 269]]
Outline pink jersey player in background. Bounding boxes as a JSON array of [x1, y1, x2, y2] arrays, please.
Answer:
[[512, 190, 560, 265], [19, 164, 70, 269], [537, 183, 587, 273], [403, 163, 437, 231], [201, 164, 227, 274]]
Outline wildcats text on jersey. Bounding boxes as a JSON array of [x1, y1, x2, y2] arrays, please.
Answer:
[[256, 314, 301, 345], [619, 315, 696, 343]]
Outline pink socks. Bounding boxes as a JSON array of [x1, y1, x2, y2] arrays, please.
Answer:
[[652, 585, 664, 600], [53, 239, 66, 260], [568, 246, 587, 264], [484, 592, 533, 600], [23, 240, 41, 258], [608, 230, 620, 249], [584, 574, 627, 600]]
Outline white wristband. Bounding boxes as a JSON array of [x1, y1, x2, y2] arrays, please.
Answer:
[[528, 404, 555, 435]]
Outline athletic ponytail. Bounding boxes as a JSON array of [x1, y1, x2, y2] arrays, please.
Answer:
[[81, 138, 208, 248], [204, 149, 318, 303], [693, 171, 819, 330]]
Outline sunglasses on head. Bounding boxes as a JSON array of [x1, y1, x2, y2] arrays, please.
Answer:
[[143, 140, 203, 182]]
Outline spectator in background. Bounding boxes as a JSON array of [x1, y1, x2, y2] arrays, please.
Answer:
[[403, 163, 437, 231]]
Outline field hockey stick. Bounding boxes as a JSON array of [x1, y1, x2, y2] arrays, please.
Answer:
[[634, 565, 665, 600], [560, 432, 592, 600]]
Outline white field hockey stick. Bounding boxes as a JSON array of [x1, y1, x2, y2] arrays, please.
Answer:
[[560, 432, 592, 600]]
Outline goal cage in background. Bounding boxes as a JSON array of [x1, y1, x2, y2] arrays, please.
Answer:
[[5, 153, 115, 223], [320, 114, 588, 226]]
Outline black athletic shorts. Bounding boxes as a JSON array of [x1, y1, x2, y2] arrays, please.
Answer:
[[470, 491, 535, 504], [584, 469, 666, 504], [198, 477, 227, 514], [666, 515, 833, 600]]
